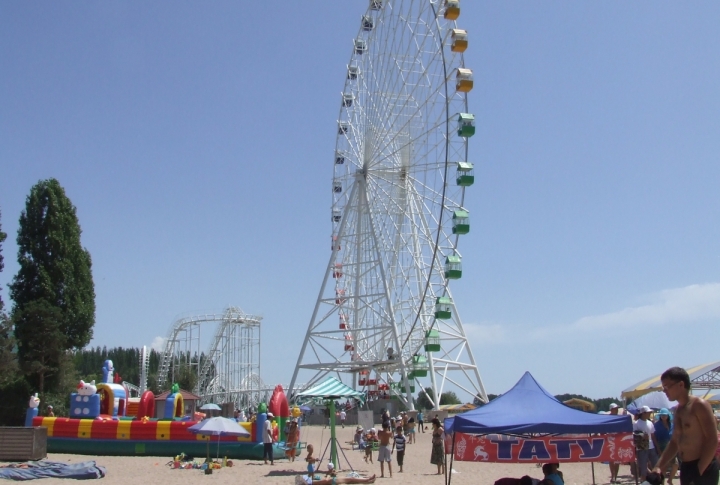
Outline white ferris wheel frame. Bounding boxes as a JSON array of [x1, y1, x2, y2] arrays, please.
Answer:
[[290, 0, 487, 410]]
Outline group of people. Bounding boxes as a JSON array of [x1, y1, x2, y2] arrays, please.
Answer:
[[346, 411, 444, 477], [608, 366, 719, 485]]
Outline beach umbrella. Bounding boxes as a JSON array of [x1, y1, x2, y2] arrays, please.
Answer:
[[199, 403, 221, 411], [628, 391, 677, 414], [187, 417, 251, 461]]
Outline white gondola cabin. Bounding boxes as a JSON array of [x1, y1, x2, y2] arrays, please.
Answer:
[[362, 15, 374, 31], [342, 93, 354, 107], [332, 209, 341, 223], [333, 180, 342, 193], [451, 29, 468, 53], [456, 68, 473, 92], [333, 263, 343, 278], [354, 39, 367, 55], [335, 151, 345, 164], [338, 121, 349, 135], [347, 65, 360, 80], [370, 0, 382, 10]]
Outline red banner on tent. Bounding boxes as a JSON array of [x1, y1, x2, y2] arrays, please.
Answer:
[[447, 433, 635, 463]]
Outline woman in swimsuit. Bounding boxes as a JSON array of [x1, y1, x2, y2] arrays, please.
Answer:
[[430, 418, 445, 475]]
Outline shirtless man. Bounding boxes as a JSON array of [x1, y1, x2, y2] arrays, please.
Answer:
[[377, 423, 393, 478], [653, 367, 719, 485]]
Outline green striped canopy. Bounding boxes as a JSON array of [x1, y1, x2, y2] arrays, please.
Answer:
[[296, 377, 365, 403]]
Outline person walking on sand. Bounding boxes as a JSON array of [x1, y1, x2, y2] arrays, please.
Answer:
[[417, 411, 425, 432], [340, 409, 347, 428], [430, 418, 445, 475], [654, 367, 719, 485], [263, 412, 275, 465], [654, 408, 679, 485], [392, 425, 406, 473], [607, 403, 622, 483], [286, 419, 300, 462], [634, 405, 659, 482], [377, 422, 393, 478], [407, 416, 416, 444]]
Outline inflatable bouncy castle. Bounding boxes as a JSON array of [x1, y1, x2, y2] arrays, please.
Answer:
[[27, 363, 289, 460]]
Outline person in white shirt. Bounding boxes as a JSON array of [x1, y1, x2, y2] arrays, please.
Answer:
[[264, 412, 275, 465], [634, 406, 659, 482], [340, 410, 347, 428]]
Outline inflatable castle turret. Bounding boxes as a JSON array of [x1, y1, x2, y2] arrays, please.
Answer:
[[268, 384, 290, 441], [163, 383, 184, 419]]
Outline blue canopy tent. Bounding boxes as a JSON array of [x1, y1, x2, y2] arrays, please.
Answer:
[[444, 372, 633, 485], [447, 372, 631, 435]]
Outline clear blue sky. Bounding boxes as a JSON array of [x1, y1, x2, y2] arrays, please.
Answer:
[[2, 2, 719, 400]]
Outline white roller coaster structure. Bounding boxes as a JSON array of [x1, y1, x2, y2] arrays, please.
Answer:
[[156, 307, 273, 408]]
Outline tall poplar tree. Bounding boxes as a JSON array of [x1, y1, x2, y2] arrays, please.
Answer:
[[0, 209, 17, 383], [0, 208, 6, 314], [10, 179, 96, 360]]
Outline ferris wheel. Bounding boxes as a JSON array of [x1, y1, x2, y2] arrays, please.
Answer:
[[290, 0, 487, 409]]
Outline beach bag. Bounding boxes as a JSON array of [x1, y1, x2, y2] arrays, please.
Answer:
[[633, 431, 649, 450]]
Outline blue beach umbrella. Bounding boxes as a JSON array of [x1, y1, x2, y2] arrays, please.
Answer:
[[187, 417, 251, 461]]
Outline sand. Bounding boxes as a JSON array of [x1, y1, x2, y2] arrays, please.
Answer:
[[33, 425, 636, 485]]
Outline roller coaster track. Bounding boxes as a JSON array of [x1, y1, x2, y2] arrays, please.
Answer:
[[157, 307, 262, 396]]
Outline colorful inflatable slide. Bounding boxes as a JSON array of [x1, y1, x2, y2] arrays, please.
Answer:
[[28, 361, 291, 459]]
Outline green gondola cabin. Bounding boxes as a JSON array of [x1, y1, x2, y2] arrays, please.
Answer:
[[412, 355, 429, 377], [457, 113, 475, 137], [425, 329, 441, 352], [435, 297, 453, 319], [452, 210, 470, 234], [456, 161, 474, 186], [445, 255, 462, 279]]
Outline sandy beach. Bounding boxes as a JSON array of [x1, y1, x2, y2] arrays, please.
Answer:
[[28, 425, 638, 485]]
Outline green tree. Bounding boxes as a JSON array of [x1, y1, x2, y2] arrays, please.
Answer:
[[0, 208, 7, 314], [0, 209, 16, 383], [473, 393, 499, 406], [417, 387, 436, 410], [13, 300, 66, 393], [10, 178, 95, 351], [440, 391, 461, 405]]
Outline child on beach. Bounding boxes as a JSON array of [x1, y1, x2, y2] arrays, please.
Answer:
[[306, 444, 320, 476], [364, 428, 377, 463], [407, 417, 416, 444], [392, 426, 406, 473]]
